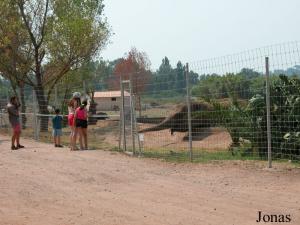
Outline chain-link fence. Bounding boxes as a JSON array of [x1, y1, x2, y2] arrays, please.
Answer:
[[1, 41, 300, 165]]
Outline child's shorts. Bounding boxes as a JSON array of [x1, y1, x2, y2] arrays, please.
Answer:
[[12, 123, 21, 133], [53, 129, 62, 137], [75, 119, 88, 128]]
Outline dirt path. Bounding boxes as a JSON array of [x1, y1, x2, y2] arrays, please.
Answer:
[[0, 135, 299, 225]]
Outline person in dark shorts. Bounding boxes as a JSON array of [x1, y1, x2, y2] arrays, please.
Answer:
[[73, 100, 88, 150], [52, 109, 63, 148], [7, 96, 24, 150], [68, 92, 82, 150]]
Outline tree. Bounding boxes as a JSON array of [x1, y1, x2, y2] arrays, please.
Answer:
[[108, 47, 151, 116], [157, 57, 174, 90], [175, 61, 185, 91], [191, 69, 264, 100], [150, 57, 199, 97], [149, 57, 174, 95], [0, 1, 32, 128], [93, 59, 121, 91], [0, 0, 110, 131]]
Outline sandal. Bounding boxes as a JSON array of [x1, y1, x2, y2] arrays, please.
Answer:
[[11, 146, 19, 150]]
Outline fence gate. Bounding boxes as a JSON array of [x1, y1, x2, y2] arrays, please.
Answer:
[[119, 79, 141, 155]]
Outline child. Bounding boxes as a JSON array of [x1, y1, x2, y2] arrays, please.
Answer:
[[68, 93, 83, 150], [73, 100, 88, 150], [52, 109, 63, 148]]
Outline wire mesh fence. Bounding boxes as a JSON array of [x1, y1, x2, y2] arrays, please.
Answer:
[[1, 41, 300, 164], [189, 41, 300, 163]]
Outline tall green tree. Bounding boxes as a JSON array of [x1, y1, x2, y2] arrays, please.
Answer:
[[0, 0, 110, 130], [150, 57, 199, 97], [0, 0, 32, 128], [175, 61, 185, 91]]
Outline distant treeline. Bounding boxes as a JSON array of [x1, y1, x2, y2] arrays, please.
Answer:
[[1, 55, 299, 102], [191, 66, 300, 100]]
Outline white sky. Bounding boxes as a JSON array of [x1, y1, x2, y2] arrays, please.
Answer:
[[101, 0, 300, 69]]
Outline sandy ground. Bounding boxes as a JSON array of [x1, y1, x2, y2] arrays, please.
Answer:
[[0, 135, 300, 225]]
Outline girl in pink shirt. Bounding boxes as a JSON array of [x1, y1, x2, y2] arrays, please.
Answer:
[[73, 100, 88, 150]]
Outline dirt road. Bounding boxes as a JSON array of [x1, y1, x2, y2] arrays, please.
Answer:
[[0, 135, 299, 225]]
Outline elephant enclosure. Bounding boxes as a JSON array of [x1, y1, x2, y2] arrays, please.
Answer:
[[137, 124, 232, 151], [1, 42, 300, 164], [0, 135, 299, 225]]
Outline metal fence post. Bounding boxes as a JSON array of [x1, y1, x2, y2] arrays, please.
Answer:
[[185, 63, 193, 162], [133, 95, 142, 156], [17, 88, 22, 131], [83, 80, 87, 95], [129, 75, 136, 154], [118, 78, 122, 150], [32, 90, 38, 141], [265, 57, 272, 168], [54, 84, 58, 108], [120, 78, 126, 152]]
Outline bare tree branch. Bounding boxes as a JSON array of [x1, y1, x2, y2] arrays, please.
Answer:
[[17, 0, 38, 48], [37, 0, 49, 48]]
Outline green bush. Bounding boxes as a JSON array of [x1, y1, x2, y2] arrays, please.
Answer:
[[209, 75, 300, 160]]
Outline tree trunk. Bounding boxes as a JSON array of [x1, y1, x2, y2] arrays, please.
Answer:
[[34, 85, 49, 132], [34, 47, 49, 132], [60, 86, 70, 115], [138, 95, 142, 117]]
